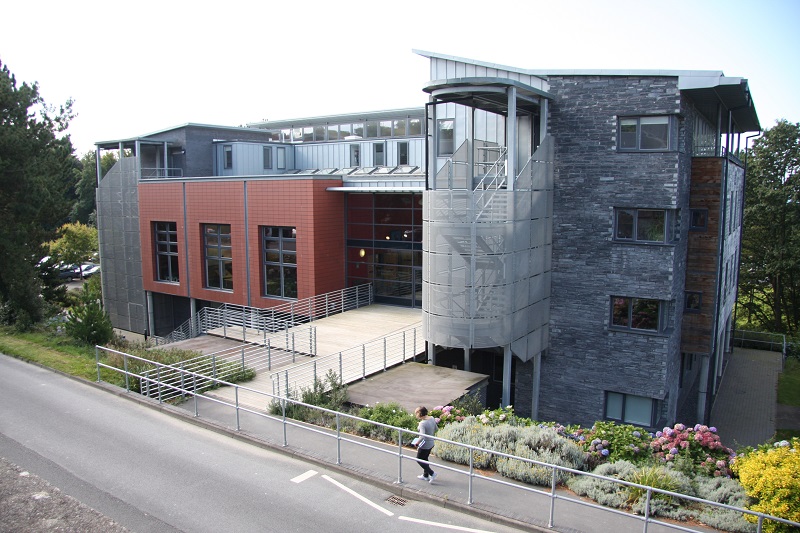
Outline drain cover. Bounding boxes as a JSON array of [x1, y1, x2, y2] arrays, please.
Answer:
[[386, 495, 407, 506]]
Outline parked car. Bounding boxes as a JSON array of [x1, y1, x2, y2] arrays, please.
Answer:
[[57, 263, 81, 280], [80, 262, 100, 278]]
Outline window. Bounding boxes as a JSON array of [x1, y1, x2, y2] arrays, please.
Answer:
[[263, 146, 272, 170], [366, 120, 379, 138], [618, 116, 671, 151], [262, 226, 297, 299], [398, 142, 409, 165], [277, 147, 286, 170], [154, 222, 179, 282], [409, 118, 422, 136], [606, 392, 655, 426], [204, 224, 232, 290], [223, 145, 232, 169], [351, 144, 361, 166], [690, 209, 708, 231], [611, 296, 666, 332], [379, 120, 392, 137], [437, 119, 454, 156], [685, 292, 702, 313], [314, 125, 326, 141], [392, 119, 407, 137], [373, 143, 385, 166], [614, 208, 674, 243]]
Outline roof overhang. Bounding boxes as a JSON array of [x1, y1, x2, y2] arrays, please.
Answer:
[[680, 77, 760, 133], [423, 77, 552, 116]]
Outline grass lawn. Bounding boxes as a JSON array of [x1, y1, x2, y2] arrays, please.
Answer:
[[0, 326, 103, 381], [777, 357, 800, 406]]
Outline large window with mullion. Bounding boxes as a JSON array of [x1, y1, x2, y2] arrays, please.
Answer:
[[611, 296, 665, 332], [262, 226, 297, 299], [154, 221, 179, 282], [615, 208, 675, 243], [605, 392, 656, 427], [618, 116, 672, 151], [204, 224, 232, 290]]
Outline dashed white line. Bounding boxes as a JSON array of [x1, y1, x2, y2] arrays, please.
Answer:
[[321, 474, 394, 516], [290, 469, 318, 483], [398, 516, 497, 532]]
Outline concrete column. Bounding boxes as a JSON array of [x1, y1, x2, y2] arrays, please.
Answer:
[[506, 87, 517, 190], [464, 347, 470, 372], [146, 291, 154, 338], [426, 340, 435, 365], [531, 351, 542, 419], [502, 344, 512, 407], [697, 354, 710, 423]]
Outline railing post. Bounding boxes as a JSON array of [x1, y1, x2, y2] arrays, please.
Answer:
[[157, 367, 163, 404], [336, 413, 342, 465], [212, 355, 217, 379], [223, 306, 227, 338], [123, 351, 129, 392], [339, 352, 343, 385], [95, 347, 101, 383], [284, 369, 289, 398], [241, 346, 245, 372], [397, 429, 404, 484], [326, 293, 329, 317], [193, 373, 198, 417], [235, 387, 240, 431], [468, 451, 474, 504], [344, 287, 347, 310], [414, 328, 417, 356], [267, 339, 272, 370], [402, 332, 406, 364], [548, 466, 557, 528], [313, 360, 317, 385], [180, 362, 185, 398], [643, 488, 652, 533], [292, 333, 296, 363], [362, 345, 366, 380], [383, 338, 387, 371], [310, 328, 313, 356]]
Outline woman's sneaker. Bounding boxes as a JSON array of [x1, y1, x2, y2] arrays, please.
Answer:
[[417, 474, 429, 480], [428, 472, 437, 483]]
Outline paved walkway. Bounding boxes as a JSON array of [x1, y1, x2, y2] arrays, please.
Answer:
[[710, 347, 784, 448]]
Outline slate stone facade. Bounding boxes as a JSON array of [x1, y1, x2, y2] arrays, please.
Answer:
[[536, 76, 692, 427]]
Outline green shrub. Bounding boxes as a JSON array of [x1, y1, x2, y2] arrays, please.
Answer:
[[451, 392, 485, 415], [268, 371, 349, 427], [574, 421, 653, 465], [567, 460, 637, 508], [694, 477, 756, 533], [65, 300, 113, 346], [625, 466, 682, 505], [495, 426, 584, 485], [732, 438, 800, 532], [356, 402, 417, 444]]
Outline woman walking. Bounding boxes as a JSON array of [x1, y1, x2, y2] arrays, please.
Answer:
[[414, 406, 438, 483]]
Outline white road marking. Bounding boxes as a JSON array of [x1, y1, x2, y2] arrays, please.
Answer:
[[398, 516, 496, 532], [321, 474, 394, 517], [290, 470, 318, 483]]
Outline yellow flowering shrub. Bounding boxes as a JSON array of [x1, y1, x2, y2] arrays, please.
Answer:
[[732, 438, 800, 532]]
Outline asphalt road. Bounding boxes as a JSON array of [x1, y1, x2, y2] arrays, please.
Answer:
[[0, 354, 520, 533]]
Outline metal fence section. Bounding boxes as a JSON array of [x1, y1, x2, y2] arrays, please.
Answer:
[[140, 326, 317, 402], [269, 325, 421, 398], [153, 284, 373, 346], [94, 346, 799, 533], [732, 330, 787, 359]]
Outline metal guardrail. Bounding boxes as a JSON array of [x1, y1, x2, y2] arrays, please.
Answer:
[[140, 167, 183, 179], [154, 284, 373, 346], [270, 325, 421, 397], [732, 330, 787, 363], [95, 346, 799, 533], [141, 326, 317, 402]]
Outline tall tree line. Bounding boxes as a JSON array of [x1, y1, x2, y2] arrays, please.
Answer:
[[738, 120, 800, 336], [0, 60, 109, 328]]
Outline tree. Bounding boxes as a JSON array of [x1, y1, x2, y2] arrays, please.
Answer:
[[71, 150, 117, 225], [738, 120, 800, 335], [0, 59, 79, 328], [65, 275, 113, 346], [48, 222, 98, 277]]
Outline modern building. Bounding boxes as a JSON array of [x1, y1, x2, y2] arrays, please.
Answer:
[[95, 50, 759, 429]]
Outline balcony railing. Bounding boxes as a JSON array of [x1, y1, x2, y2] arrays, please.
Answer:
[[140, 167, 184, 179]]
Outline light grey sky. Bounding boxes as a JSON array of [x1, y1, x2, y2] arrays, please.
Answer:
[[2, 0, 797, 155]]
